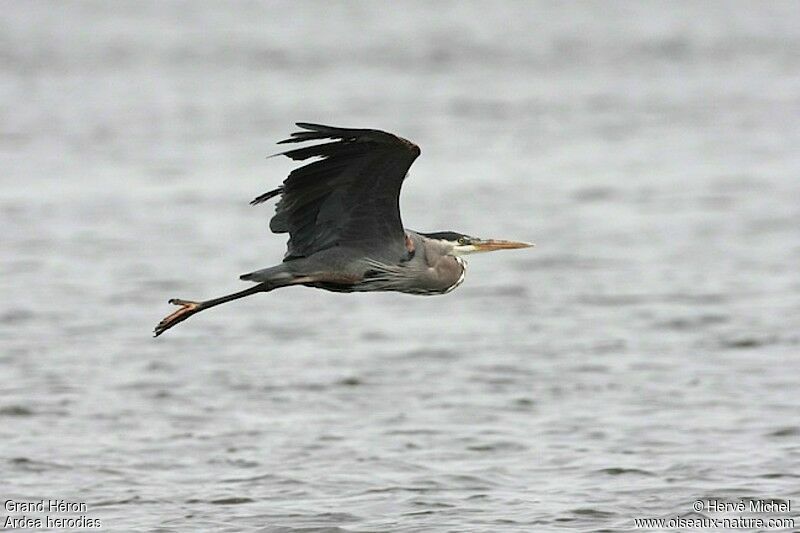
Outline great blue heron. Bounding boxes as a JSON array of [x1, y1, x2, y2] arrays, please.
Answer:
[[154, 123, 533, 337]]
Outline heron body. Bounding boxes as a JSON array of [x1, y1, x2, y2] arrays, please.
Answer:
[[239, 230, 466, 295], [154, 123, 533, 336]]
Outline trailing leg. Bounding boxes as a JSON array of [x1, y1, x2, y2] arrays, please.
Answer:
[[154, 283, 270, 337]]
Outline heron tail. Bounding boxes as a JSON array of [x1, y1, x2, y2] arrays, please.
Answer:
[[239, 264, 293, 283]]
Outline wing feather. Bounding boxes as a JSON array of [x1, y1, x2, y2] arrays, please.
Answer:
[[253, 123, 420, 261]]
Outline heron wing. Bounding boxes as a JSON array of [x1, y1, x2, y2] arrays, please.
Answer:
[[252, 123, 421, 261]]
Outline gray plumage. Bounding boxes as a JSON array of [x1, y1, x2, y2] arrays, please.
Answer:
[[154, 123, 532, 337]]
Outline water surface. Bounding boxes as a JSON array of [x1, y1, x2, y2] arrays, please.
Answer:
[[2, 2, 799, 531]]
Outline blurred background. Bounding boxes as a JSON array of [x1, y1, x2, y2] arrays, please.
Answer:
[[2, 1, 799, 531]]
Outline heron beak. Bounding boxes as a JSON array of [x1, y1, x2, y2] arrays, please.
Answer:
[[471, 239, 535, 253]]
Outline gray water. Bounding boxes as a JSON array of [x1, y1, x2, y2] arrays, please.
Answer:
[[2, 2, 800, 531]]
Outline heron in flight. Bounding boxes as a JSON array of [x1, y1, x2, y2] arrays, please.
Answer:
[[154, 123, 533, 337]]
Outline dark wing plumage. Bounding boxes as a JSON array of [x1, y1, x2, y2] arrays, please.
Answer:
[[252, 123, 421, 261]]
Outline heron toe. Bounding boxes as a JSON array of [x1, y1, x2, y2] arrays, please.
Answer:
[[154, 299, 201, 337], [168, 298, 198, 307]]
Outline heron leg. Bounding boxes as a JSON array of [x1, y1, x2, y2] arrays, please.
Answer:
[[153, 283, 269, 337]]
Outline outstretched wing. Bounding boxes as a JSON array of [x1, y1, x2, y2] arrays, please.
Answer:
[[252, 123, 421, 261]]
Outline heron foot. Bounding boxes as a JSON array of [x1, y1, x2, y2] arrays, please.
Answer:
[[154, 299, 202, 337]]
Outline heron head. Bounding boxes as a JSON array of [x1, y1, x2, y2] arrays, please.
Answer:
[[422, 231, 535, 256]]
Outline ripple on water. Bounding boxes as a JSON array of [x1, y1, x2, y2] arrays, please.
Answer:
[[466, 441, 529, 452], [655, 314, 729, 331], [571, 186, 620, 203], [766, 427, 800, 438], [336, 376, 363, 387], [399, 348, 459, 360], [720, 335, 779, 350], [567, 508, 618, 519], [0, 309, 35, 324], [8, 457, 72, 472], [256, 527, 357, 533], [595, 467, 656, 477], [761, 472, 800, 479], [208, 497, 255, 505], [0, 405, 35, 416]]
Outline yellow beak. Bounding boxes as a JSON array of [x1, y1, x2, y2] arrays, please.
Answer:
[[471, 239, 535, 252]]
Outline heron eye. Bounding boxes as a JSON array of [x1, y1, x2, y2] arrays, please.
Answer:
[[458, 237, 469, 245]]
